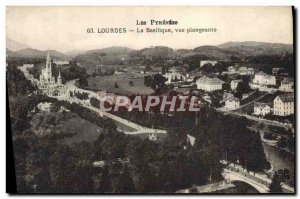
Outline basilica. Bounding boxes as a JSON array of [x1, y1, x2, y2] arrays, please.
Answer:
[[38, 53, 69, 97]]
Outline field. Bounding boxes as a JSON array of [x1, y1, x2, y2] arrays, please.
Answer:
[[85, 72, 154, 95]]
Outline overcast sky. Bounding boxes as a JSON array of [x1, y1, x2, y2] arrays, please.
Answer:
[[6, 6, 293, 52]]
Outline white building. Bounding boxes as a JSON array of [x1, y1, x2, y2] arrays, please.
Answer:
[[279, 77, 294, 91], [200, 60, 218, 67], [253, 102, 271, 116], [228, 66, 237, 74], [37, 102, 52, 112], [231, 79, 243, 90], [238, 67, 248, 75], [164, 68, 186, 85], [247, 68, 255, 75], [22, 64, 34, 68], [224, 97, 240, 110], [273, 93, 294, 116], [238, 67, 255, 75], [148, 134, 157, 141], [223, 92, 234, 100], [38, 53, 68, 97], [53, 59, 69, 65], [114, 70, 126, 75], [272, 67, 283, 75], [252, 71, 276, 85], [196, 76, 224, 92]]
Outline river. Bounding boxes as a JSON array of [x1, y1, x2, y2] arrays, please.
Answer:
[[213, 181, 259, 193], [262, 142, 295, 187]]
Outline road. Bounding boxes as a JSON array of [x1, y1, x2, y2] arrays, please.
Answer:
[[221, 161, 294, 193], [19, 65, 167, 135]]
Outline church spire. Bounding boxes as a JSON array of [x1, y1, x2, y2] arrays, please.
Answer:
[[57, 70, 62, 85]]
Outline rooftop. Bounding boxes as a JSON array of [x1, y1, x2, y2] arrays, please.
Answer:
[[196, 76, 224, 85], [254, 102, 270, 108], [277, 93, 294, 102], [226, 96, 240, 102]]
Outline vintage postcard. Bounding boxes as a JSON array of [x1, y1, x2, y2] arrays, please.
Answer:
[[6, 6, 295, 194]]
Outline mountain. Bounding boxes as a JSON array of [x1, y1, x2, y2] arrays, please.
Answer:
[[218, 41, 293, 56], [44, 50, 67, 59], [6, 38, 31, 51], [138, 46, 176, 58], [84, 46, 134, 56], [64, 50, 86, 58], [175, 49, 194, 56], [73, 46, 134, 66], [11, 48, 67, 59], [192, 45, 239, 60], [6, 49, 21, 57]]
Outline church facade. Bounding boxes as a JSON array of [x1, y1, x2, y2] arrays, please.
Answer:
[[38, 53, 69, 97]]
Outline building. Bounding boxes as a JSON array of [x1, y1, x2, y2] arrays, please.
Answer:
[[200, 60, 218, 67], [238, 67, 255, 75], [227, 66, 237, 74], [224, 97, 240, 110], [223, 92, 234, 100], [247, 68, 255, 75], [148, 134, 157, 141], [279, 77, 294, 91], [273, 93, 294, 116], [220, 92, 234, 104], [253, 102, 271, 116], [22, 64, 34, 68], [231, 79, 243, 90], [114, 70, 126, 75], [238, 67, 248, 75], [53, 59, 69, 66], [38, 53, 68, 97], [37, 102, 52, 112], [164, 68, 186, 85], [272, 67, 283, 75], [196, 76, 224, 92], [252, 71, 276, 85]]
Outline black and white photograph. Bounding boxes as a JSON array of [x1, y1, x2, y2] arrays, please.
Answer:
[[6, 6, 295, 194]]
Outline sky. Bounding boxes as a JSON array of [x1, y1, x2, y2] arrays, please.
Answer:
[[6, 6, 293, 52]]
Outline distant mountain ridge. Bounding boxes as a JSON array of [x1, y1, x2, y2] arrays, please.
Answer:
[[6, 39, 293, 62], [6, 38, 31, 51], [218, 41, 292, 49], [7, 48, 68, 59], [217, 41, 293, 57]]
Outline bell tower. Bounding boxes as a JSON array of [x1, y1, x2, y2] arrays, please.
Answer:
[[46, 52, 52, 81]]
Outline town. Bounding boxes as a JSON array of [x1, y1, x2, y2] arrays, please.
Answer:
[[7, 40, 295, 194]]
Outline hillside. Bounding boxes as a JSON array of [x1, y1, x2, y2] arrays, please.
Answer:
[[10, 48, 67, 59], [192, 45, 238, 60], [218, 41, 293, 56], [74, 46, 134, 66], [139, 46, 176, 58], [6, 38, 30, 51], [6, 49, 21, 57]]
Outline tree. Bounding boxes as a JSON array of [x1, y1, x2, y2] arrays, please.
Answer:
[[115, 166, 136, 193], [78, 74, 88, 87], [98, 165, 112, 193], [269, 172, 283, 193], [235, 81, 251, 98]]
